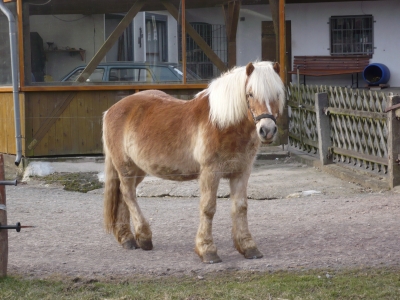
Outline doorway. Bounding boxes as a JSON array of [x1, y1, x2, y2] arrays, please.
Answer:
[[145, 13, 168, 63], [261, 20, 291, 85]]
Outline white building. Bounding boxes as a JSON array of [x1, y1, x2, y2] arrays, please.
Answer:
[[26, 0, 399, 87]]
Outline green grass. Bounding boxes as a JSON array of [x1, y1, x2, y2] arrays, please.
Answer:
[[36, 172, 103, 193], [1, 268, 400, 300]]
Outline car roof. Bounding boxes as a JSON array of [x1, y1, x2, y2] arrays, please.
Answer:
[[74, 62, 178, 68]]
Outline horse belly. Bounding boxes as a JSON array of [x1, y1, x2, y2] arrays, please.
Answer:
[[130, 147, 200, 181], [149, 165, 199, 181], [144, 157, 200, 181]]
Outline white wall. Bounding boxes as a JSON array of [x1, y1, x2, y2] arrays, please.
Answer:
[[237, 5, 273, 65], [166, 13, 178, 63], [287, 0, 400, 87], [30, 14, 104, 81]]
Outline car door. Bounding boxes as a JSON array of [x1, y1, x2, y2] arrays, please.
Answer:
[[107, 67, 154, 82]]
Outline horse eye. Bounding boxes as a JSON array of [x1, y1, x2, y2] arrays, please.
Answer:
[[248, 93, 253, 98]]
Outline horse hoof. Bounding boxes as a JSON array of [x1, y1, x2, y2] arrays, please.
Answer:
[[122, 239, 139, 250], [138, 239, 153, 251], [202, 253, 222, 264], [244, 248, 263, 259]]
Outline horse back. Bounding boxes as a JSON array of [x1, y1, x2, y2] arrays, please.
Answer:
[[103, 90, 207, 180]]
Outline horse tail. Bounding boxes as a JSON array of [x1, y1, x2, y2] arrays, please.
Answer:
[[103, 112, 120, 234]]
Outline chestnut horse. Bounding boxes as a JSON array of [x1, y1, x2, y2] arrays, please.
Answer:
[[103, 61, 285, 263]]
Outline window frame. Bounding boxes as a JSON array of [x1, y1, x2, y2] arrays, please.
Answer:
[[329, 14, 374, 56]]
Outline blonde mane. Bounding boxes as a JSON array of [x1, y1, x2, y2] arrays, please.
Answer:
[[200, 61, 285, 128]]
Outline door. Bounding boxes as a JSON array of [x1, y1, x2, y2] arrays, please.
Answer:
[[261, 20, 291, 85], [262, 21, 291, 146], [145, 13, 168, 63]]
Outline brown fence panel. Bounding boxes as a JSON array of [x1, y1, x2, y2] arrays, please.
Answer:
[[288, 84, 400, 188]]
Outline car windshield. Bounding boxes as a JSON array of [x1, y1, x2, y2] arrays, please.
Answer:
[[151, 66, 181, 82], [172, 66, 202, 81], [65, 68, 105, 82]]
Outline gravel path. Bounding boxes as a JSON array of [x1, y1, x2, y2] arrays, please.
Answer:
[[4, 159, 400, 279]]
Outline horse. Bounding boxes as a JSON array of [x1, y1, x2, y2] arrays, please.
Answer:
[[102, 61, 285, 263]]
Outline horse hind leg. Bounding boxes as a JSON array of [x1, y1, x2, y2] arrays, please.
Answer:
[[115, 199, 139, 249], [104, 155, 139, 249], [230, 172, 263, 259], [119, 167, 153, 251]]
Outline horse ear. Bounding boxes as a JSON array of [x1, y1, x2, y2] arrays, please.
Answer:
[[273, 62, 280, 75], [246, 62, 255, 76]]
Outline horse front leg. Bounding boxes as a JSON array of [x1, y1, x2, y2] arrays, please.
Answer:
[[230, 172, 263, 259], [195, 168, 222, 263]]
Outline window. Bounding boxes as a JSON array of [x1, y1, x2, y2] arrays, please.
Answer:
[[7, 0, 224, 87], [330, 15, 373, 55], [0, 2, 16, 85], [145, 13, 168, 63], [179, 22, 227, 80]]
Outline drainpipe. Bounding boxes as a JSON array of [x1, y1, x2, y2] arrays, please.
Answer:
[[0, 2, 22, 166]]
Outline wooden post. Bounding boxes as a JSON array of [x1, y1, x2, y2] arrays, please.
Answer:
[[0, 154, 8, 277], [181, 0, 186, 84], [388, 94, 400, 189], [223, 0, 240, 69], [269, 0, 279, 60], [315, 93, 332, 165], [279, 0, 286, 84]]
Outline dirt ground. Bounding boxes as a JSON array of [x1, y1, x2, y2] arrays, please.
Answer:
[[4, 158, 400, 280]]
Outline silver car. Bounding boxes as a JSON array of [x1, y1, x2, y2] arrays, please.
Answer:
[[61, 62, 202, 83]]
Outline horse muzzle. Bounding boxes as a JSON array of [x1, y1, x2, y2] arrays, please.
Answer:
[[256, 118, 277, 144]]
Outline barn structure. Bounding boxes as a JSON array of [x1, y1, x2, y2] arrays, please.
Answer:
[[0, 0, 395, 163]]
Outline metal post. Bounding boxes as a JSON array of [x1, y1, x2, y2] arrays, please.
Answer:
[[0, 2, 22, 166], [0, 155, 8, 277], [315, 93, 332, 165], [387, 94, 400, 189]]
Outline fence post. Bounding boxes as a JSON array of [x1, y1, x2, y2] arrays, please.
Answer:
[[388, 94, 400, 189], [315, 92, 332, 165], [0, 154, 8, 277]]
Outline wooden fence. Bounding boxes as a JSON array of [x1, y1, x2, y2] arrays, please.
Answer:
[[288, 84, 400, 189]]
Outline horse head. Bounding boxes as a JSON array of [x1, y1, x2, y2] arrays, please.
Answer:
[[245, 61, 284, 144]]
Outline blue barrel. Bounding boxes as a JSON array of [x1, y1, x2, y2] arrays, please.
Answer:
[[362, 63, 390, 85]]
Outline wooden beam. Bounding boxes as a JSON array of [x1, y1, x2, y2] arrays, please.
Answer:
[[223, 1, 241, 69], [279, 0, 286, 83], [181, 0, 187, 84], [161, 0, 228, 72], [21, 83, 208, 92], [76, 0, 145, 82]]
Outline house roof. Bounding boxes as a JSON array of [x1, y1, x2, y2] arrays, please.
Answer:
[[26, 0, 376, 15]]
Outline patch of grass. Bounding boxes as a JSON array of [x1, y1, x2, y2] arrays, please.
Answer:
[[1, 268, 400, 300], [37, 172, 103, 193]]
